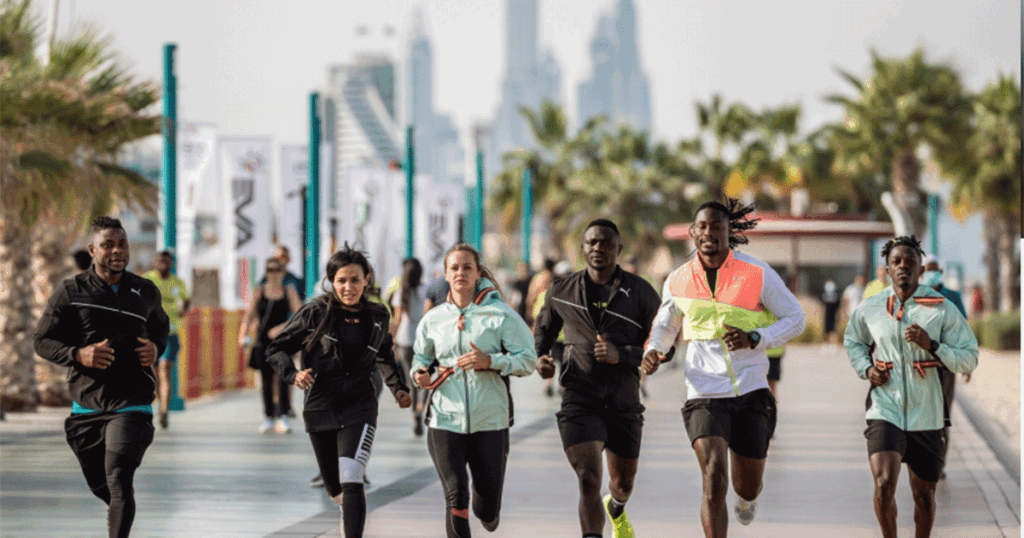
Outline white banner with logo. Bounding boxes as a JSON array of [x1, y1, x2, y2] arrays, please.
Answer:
[[172, 121, 216, 293], [218, 137, 273, 309], [278, 144, 307, 281], [316, 142, 335, 295], [415, 176, 464, 279]]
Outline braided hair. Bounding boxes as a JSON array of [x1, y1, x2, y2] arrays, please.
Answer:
[[303, 242, 374, 352], [690, 198, 760, 249], [881, 235, 925, 263]]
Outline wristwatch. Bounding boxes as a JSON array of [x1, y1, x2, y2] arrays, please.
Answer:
[[749, 330, 761, 349], [929, 339, 939, 353]]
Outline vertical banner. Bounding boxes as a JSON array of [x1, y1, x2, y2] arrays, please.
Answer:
[[278, 144, 307, 280], [218, 137, 273, 309], [382, 168, 407, 288], [316, 142, 335, 293], [176, 121, 216, 292], [415, 176, 464, 279]]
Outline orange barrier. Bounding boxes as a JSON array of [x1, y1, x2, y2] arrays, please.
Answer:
[[179, 309, 255, 400]]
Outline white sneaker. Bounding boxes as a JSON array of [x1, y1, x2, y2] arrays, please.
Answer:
[[274, 416, 292, 434], [258, 419, 274, 434], [734, 497, 757, 525]]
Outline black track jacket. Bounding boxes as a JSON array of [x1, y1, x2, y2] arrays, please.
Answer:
[[533, 266, 660, 411], [34, 268, 170, 411]]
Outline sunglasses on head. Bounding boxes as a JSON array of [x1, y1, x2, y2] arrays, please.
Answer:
[[266, 266, 283, 273]]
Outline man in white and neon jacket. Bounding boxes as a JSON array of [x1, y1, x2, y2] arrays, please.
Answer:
[[642, 200, 805, 537]]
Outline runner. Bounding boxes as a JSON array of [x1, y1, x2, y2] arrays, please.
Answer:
[[412, 243, 536, 538], [142, 251, 190, 430], [844, 235, 978, 538], [534, 219, 661, 538], [265, 244, 412, 538], [642, 199, 805, 537], [34, 216, 169, 538], [390, 257, 427, 436]]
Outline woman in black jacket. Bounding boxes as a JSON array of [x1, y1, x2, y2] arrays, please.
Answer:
[[266, 245, 412, 537]]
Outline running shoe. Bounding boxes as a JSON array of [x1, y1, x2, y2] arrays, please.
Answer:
[[258, 419, 274, 434], [413, 416, 424, 437], [310, 474, 324, 488], [481, 514, 499, 532], [275, 416, 292, 434], [734, 497, 757, 525], [159, 412, 169, 430], [603, 493, 635, 538]]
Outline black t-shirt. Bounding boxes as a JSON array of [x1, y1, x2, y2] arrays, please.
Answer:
[[706, 267, 718, 296], [584, 272, 615, 324], [336, 308, 372, 367]]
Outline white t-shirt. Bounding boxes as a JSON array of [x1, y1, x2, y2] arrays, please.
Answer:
[[391, 287, 425, 348]]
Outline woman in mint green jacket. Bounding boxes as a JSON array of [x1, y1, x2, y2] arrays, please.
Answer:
[[412, 243, 536, 538]]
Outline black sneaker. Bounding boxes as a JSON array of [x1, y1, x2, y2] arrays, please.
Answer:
[[481, 514, 499, 532], [159, 412, 169, 430], [310, 474, 324, 488], [413, 416, 424, 437]]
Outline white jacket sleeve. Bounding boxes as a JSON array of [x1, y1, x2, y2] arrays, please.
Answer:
[[757, 263, 806, 350], [645, 275, 683, 356]]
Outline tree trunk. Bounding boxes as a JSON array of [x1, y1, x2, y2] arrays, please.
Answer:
[[982, 213, 1001, 312], [997, 214, 1019, 313], [890, 151, 927, 238], [0, 217, 39, 411], [31, 220, 78, 406]]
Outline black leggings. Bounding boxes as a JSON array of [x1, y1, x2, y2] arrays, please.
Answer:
[[65, 412, 154, 538], [309, 423, 376, 537], [427, 428, 510, 538], [259, 360, 291, 418]]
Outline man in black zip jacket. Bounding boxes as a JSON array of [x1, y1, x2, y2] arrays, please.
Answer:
[[35, 216, 169, 538], [534, 219, 660, 538]]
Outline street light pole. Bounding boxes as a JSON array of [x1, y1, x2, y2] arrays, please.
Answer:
[[161, 43, 185, 413], [306, 93, 321, 298], [522, 167, 532, 267]]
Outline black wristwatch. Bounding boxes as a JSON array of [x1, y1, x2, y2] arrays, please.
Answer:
[[749, 330, 761, 349], [929, 339, 939, 353]]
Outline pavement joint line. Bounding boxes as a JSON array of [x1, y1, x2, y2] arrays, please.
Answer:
[[263, 414, 555, 538], [956, 390, 1021, 486]]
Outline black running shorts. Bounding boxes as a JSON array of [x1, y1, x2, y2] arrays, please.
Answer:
[[682, 388, 777, 459], [65, 411, 155, 464], [865, 419, 946, 483], [556, 400, 644, 459]]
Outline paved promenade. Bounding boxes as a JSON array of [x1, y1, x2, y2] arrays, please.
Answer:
[[1, 344, 1019, 537]]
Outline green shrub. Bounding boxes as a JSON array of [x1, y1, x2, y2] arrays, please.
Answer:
[[977, 311, 1020, 350], [792, 320, 822, 344]]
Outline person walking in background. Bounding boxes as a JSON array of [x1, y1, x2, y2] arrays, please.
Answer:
[[390, 258, 427, 436], [423, 271, 451, 312], [842, 274, 866, 323], [969, 283, 986, 321], [263, 244, 304, 300], [844, 236, 978, 538], [511, 261, 533, 321], [239, 257, 303, 434], [412, 243, 536, 538], [523, 258, 556, 325], [34, 216, 169, 538], [821, 280, 842, 346], [642, 200, 805, 536], [534, 219, 661, 538], [863, 265, 889, 299], [142, 251, 191, 430], [266, 244, 412, 538]]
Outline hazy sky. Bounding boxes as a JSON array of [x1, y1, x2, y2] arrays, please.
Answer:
[[33, 0, 1020, 148]]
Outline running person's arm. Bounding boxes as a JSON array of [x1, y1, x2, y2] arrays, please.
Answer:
[[644, 276, 684, 373], [143, 283, 170, 358], [614, 280, 662, 368], [930, 304, 979, 374], [411, 313, 437, 388], [756, 263, 806, 350], [264, 302, 317, 384], [843, 306, 876, 380], [484, 308, 537, 377], [33, 283, 79, 366], [376, 331, 411, 398], [532, 285, 564, 378]]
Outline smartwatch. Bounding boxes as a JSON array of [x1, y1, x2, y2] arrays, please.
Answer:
[[749, 330, 761, 349]]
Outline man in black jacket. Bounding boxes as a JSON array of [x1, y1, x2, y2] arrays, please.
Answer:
[[35, 216, 169, 538], [534, 219, 660, 538]]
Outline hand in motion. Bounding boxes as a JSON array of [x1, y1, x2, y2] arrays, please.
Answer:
[[594, 334, 620, 364], [457, 342, 492, 371], [536, 355, 555, 379], [904, 323, 932, 351], [867, 363, 891, 387], [722, 324, 752, 351], [294, 368, 315, 390], [136, 337, 158, 367], [642, 349, 665, 375], [395, 390, 412, 409], [414, 368, 432, 389], [76, 339, 115, 369]]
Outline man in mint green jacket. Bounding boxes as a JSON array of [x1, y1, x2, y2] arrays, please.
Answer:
[[844, 235, 978, 538]]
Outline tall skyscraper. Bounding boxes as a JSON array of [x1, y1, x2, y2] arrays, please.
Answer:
[[577, 0, 651, 132], [405, 6, 464, 186]]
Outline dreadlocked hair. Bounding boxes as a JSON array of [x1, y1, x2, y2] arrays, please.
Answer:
[[881, 235, 925, 262], [303, 242, 375, 353], [691, 198, 760, 249]]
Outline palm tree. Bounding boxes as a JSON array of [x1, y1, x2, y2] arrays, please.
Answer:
[[826, 48, 972, 237], [695, 94, 755, 198], [948, 74, 1021, 312], [0, 0, 160, 410], [730, 104, 802, 211]]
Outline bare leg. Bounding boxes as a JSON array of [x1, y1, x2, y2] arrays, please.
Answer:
[[869, 451, 901, 538], [158, 361, 172, 415], [565, 441, 605, 535], [908, 467, 937, 538], [605, 450, 639, 505], [693, 436, 730, 538], [729, 450, 766, 501]]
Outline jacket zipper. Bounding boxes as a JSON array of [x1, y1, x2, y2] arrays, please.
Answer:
[[702, 265, 739, 396], [459, 307, 471, 434]]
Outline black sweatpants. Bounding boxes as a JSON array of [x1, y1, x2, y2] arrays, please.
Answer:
[[427, 428, 510, 538], [309, 423, 376, 537], [65, 411, 155, 538], [259, 360, 291, 418]]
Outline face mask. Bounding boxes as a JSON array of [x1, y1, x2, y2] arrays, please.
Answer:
[[920, 270, 943, 289]]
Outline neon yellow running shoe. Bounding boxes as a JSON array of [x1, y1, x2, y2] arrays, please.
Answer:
[[603, 493, 635, 538]]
